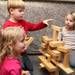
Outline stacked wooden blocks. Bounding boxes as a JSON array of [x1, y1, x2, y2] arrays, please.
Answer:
[[38, 25, 74, 75]]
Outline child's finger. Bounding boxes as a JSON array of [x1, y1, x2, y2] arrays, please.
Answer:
[[46, 19, 54, 22]]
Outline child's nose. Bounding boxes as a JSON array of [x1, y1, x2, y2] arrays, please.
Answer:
[[66, 20, 69, 24], [22, 12, 24, 15]]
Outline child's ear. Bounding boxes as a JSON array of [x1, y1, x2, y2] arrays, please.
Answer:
[[7, 42, 13, 51], [8, 40, 14, 47], [9, 8, 14, 14], [8, 41, 15, 50]]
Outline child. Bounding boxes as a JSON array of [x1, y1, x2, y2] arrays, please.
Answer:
[[2, 0, 53, 75], [0, 27, 31, 75], [58, 11, 75, 67]]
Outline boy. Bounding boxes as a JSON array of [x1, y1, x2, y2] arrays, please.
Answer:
[[2, 0, 53, 75]]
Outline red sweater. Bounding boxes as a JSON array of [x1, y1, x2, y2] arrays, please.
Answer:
[[2, 20, 47, 33]]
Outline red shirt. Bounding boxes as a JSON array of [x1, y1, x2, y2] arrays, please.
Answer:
[[2, 20, 47, 33], [0, 57, 22, 75]]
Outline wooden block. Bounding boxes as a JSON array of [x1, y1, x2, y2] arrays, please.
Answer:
[[51, 25, 61, 41], [39, 48, 51, 60], [51, 25, 61, 32], [57, 46, 70, 53], [51, 50, 62, 62], [49, 41, 64, 48], [41, 42, 48, 49], [63, 53, 70, 67], [38, 56, 57, 72], [44, 53, 51, 62], [24, 37, 34, 49], [41, 36, 52, 43], [47, 49, 53, 55], [51, 59, 74, 74]]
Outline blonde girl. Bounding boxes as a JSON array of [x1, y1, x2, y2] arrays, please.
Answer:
[[0, 27, 30, 75], [58, 11, 75, 67]]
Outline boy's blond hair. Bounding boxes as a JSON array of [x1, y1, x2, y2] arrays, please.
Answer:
[[7, 0, 25, 13], [0, 27, 25, 63]]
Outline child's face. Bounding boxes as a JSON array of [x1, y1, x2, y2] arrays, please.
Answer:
[[65, 14, 75, 30], [13, 34, 26, 55], [10, 8, 24, 21]]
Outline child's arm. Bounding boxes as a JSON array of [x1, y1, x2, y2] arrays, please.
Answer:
[[23, 19, 54, 31]]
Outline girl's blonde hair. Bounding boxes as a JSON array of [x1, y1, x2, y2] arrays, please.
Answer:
[[70, 11, 75, 29], [70, 11, 75, 21], [7, 0, 25, 13], [0, 27, 25, 63]]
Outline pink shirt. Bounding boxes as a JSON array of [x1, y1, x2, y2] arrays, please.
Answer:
[[0, 57, 22, 75]]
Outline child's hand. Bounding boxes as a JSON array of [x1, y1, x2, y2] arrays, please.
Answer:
[[43, 19, 54, 26], [22, 70, 31, 75]]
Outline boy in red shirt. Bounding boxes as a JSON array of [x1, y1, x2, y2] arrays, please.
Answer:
[[2, 0, 53, 75]]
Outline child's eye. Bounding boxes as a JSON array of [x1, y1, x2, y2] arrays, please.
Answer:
[[19, 9, 24, 12], [70, 20, 73, 22], [19, 10, 22, 12], [21, 38, 24, 42], [65, 19, 68, 21]]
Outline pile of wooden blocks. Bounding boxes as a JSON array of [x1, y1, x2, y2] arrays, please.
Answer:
[[38, 25, 74, 75]]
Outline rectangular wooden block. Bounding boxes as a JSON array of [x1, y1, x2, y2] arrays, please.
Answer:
[[49, 41, 64, 48], [24, 37, 34, 48], [51, 50, 62, 62], [51, 25, 61, 32], [38, 56, 57, 72], [51, 59, 74, 74], [57, 46, 70, 53], [41, 36, 52, 43]]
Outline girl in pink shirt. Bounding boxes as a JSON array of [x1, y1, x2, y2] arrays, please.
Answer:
[[0, 27, 30, 75]]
